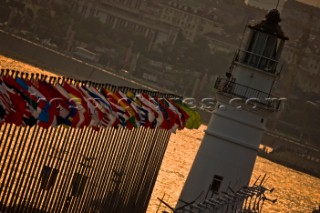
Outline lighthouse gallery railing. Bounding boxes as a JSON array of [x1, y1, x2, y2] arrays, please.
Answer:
[[214, 77, 282, 111]]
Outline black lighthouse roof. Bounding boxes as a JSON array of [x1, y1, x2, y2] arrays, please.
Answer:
[[248, 9, 289, 40]]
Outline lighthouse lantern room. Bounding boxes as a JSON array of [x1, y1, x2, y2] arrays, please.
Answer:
[[176, 9, 288, 211]]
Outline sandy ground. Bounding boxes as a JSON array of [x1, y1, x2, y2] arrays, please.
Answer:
[[0, 55, 57, 77]]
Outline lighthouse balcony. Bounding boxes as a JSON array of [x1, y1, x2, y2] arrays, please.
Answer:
[[214, 77, 282, 111], [234, 49, 284, 75]]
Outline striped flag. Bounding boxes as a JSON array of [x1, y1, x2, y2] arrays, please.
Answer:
[[0, 81, 11, 126], [0, 76, 200, 131], [0, 100, 5, 126], [102, 88, 129, 128], [77, 85, 104, 130], [85, 86, 118, 127], [63, 82, 91, 128], [156, 97, 178, 131], [55, 83, 83, 128], [85, 86, 119, 127], [15, 77, 57, 128], [168, 98, 189, 129], [135, 93, 161, 128], [0, 78, 26, 126], [2, 76, 38, 126], [34, 80, 71, 127], [127, 91, 151, 127], [114, 90, 140, 129]]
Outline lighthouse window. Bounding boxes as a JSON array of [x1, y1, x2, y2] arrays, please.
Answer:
[[210, 175, 223, 193], [244, 31, 278, 72]]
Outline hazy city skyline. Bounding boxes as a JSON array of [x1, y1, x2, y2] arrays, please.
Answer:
[[245, 0, 319, 11], [297, 0, 320, 7]]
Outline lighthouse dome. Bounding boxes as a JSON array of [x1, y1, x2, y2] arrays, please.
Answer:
[[249, 9, 288, 40], [266, 9, 281, 23]]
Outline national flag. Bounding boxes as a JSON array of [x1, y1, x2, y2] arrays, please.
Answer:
[[135, 93, 162, 128], [0, 78, 26, 126], [0, 82, 11, 121], [0, 101, 6, 126], [128, 91, 150, 127], [26, 79, 60, 128], [15, 77, 60, 128], [114, 90, 140, 128], [55, 83, 83, 128], [77, 85, 105, 130], [102, 88, 130, 128], [34, 80, 71, 127], [0, 84, 10, 126], [63, 82, 91, 128], [2, 76, 37, 126], [175, 102, 201, 129], [168, 97, 190, 129], [82, 86, 118, 128], [156, 97, 177, 131]]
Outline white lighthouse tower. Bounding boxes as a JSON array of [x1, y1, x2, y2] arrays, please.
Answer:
[[176, 9, 288, 211]]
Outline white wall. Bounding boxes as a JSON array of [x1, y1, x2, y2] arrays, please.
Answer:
[[177, 104, 266, 208], [233, 64, 275, 99]]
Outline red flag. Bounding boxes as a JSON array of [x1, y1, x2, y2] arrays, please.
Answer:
[[168, 98, 189, 129], [77, 85, 104, 130], [103, 88, 130, 128], [0, 79, 26, 126], [114, 90, 140, 129], [86, 86, 119, 128], [63, 82, 91, 128]]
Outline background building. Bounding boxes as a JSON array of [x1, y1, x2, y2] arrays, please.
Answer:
[[73, 0, 179, 50], [244, 0, 287, 12], [159, 0, 223, 42]]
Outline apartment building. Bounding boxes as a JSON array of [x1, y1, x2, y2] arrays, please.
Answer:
[[73, 0, 179, 49], [282, 38, 320, 94], [280, 0, 320, 94], [72, 0, 225, 48], [158, 0, 223, 42]]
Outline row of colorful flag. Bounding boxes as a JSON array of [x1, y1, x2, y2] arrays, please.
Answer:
[[0, 75, 201, 132]]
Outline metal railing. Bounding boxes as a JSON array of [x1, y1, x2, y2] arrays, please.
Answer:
[[214, 77, 282, 111], [157, 175, 277, 213]]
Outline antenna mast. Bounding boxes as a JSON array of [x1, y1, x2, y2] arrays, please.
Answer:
[[276, 0, 280, 9]]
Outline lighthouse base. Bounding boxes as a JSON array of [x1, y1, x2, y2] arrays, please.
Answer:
[[176, 103, 267, 209]]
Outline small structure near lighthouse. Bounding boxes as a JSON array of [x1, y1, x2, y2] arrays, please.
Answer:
[[175, 9, 288, 212]]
